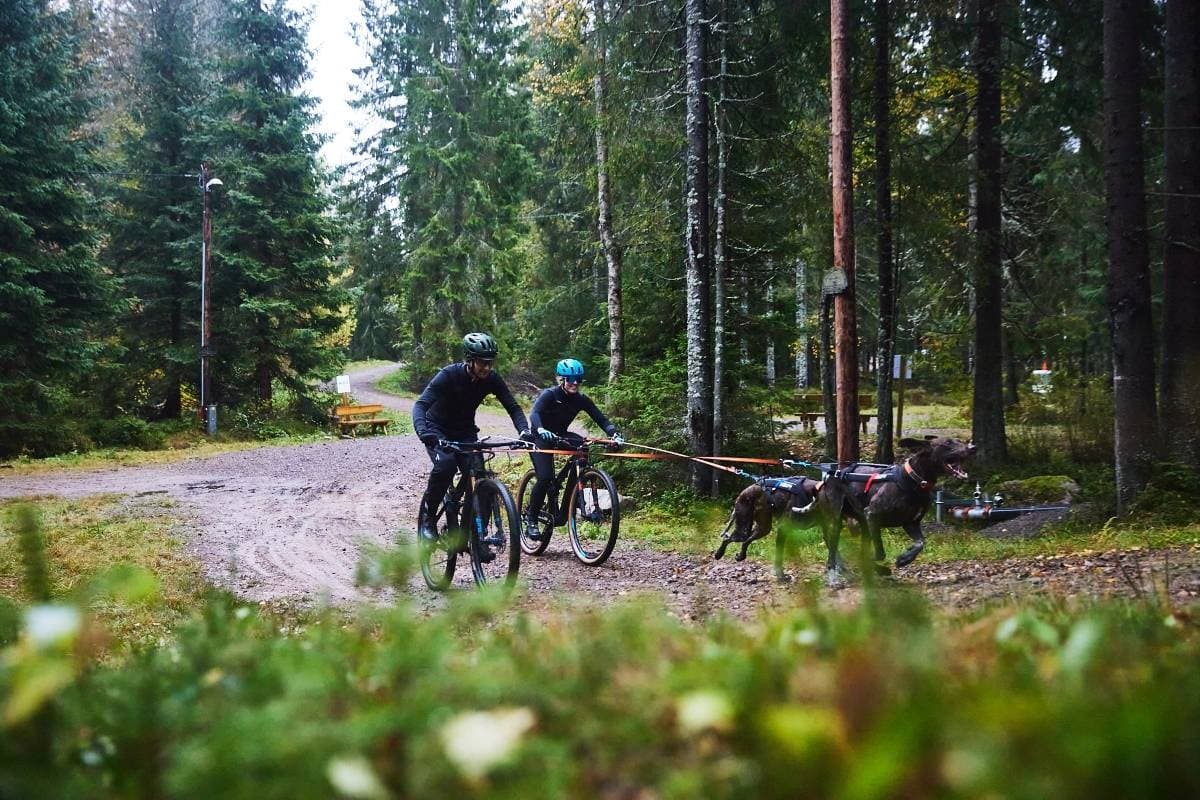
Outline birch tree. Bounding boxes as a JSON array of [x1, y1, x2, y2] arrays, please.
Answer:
[[685, 0, 712, 491], [873, 0, 896, 462], [592, 0, 624, 382]]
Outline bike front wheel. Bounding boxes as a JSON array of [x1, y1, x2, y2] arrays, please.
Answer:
[[567, 467, 620, 566], [468, 478, 521, 587], [515, 469, 553, 555], [417, 494, 459, 591]]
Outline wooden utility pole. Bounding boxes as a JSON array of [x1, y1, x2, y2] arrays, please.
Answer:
[[830, 0, 859, 463]]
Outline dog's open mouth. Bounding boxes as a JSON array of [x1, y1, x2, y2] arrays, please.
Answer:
[[946, 460, 969, 480]]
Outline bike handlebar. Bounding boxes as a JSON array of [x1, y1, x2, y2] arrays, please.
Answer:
[[438, 437, 532, 452]]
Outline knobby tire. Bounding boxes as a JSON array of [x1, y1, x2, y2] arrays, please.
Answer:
[[469, 478, 521, 587], [567, 467, 620, 566], [516, 469, 553, 555]]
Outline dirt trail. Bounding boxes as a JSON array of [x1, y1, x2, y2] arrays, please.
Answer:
[[2, 363, 1197, 616]]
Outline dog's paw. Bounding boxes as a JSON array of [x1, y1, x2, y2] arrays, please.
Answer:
[[825, 569, 846, 589], [873, 562, 892, 576], [734, 552, 747, 562]]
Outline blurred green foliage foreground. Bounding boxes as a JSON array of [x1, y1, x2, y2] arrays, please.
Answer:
[[2, 508, 1199, 799]]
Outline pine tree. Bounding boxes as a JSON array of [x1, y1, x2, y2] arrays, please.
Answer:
[[204, 0, 343, 406], [0, 0, 107, 455]]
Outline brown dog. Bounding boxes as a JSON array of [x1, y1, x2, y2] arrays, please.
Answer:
[[821, 436, 975, 587], [713, 476, 829, 580]]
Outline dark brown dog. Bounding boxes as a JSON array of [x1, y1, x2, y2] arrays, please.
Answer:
[[713, 476, 829, 580], [821, 436, 975, 587]]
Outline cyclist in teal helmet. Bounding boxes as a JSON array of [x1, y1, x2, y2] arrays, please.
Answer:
[[524, 358, 624, 540]]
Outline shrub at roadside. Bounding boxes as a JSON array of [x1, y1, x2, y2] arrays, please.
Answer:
[[2, 511, 1198, 798]]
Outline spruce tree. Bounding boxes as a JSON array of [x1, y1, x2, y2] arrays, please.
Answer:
[[204, 0, 343, 406], [356, 0, 536, 376], [0, 0, 106, 455], [103, 0, 211, 419]]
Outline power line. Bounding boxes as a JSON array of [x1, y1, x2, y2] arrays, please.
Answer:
[[68, 170, 200, 179]]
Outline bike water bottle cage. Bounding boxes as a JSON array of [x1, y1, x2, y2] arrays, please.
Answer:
[[555, 358, 584, 383]]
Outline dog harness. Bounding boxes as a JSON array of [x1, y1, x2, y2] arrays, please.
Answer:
[[758, 477, 818, 513]]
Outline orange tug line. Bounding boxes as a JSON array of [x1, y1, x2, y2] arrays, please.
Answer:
[[592, 438, 783, 474], [497, 439, 784, 476]]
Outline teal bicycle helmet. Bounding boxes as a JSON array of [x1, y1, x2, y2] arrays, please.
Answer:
[[555, 358, 585, 381], [462, 332, 499, 360]]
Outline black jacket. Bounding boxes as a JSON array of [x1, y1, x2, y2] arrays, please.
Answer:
[[412, 363, 529, 439], [529, 385, 616, 437]]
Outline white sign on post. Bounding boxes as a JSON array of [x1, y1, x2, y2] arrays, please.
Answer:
[[892, 355, 912, 380], [335, 375, 351, 394]]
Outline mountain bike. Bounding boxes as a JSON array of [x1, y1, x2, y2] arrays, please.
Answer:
[[416, 439, 522, 590], [515, 436, 621, 566]]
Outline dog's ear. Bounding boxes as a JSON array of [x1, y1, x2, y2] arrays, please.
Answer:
[[898, 437, 931, 451]]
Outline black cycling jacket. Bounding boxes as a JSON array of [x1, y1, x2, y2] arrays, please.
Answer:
[[529, 385, 616, 437], [412, 362, 529, 439]]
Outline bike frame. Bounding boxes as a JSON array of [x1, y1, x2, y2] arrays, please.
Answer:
[[541, 440, 593, 526]]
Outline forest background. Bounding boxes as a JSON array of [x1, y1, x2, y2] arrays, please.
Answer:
[[2, 0, 1198, 512], [4, 2, 1200, 795]]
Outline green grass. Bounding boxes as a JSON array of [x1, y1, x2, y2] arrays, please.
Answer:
[[0, 428, 332, 476], [341, 359, 395, 373], [1, 496, 209, 648], [375, 366, 418, 397], [619, 493, 1200, 571]]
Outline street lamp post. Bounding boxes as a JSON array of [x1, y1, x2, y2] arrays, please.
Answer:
[[199, 163, 223, 433]]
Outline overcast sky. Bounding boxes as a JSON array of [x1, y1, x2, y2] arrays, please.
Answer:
[[288, 0, 370, 170]]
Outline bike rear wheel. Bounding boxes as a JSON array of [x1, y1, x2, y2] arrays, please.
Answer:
[[515, 469, 553, 555], [469, 478, 521, 587], [566, 467, 620, 565], [417, 493, 460, 591]]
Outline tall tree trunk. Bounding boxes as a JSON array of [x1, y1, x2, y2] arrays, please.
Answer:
[[739, 269, 749, 368], [795, 256, 808, 389], [165, 292, 182, 419], [1005, 330, 1020, 406], [593, 0, 624, 383], [971, 0, 1007, 465], [1104, 0, 1157, 512], [712, 1, 729, 497], [830, 0, 859, 463], [873, 0, 895, 464], [821, 294, 837, 456], [1161, 0, 1200, 467], [765, 276, 776, 387], [685, 0, 712, 492]]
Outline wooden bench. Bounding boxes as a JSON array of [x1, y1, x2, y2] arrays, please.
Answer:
[[784, 411, 878, 434], [331, 404, 391, 437]]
